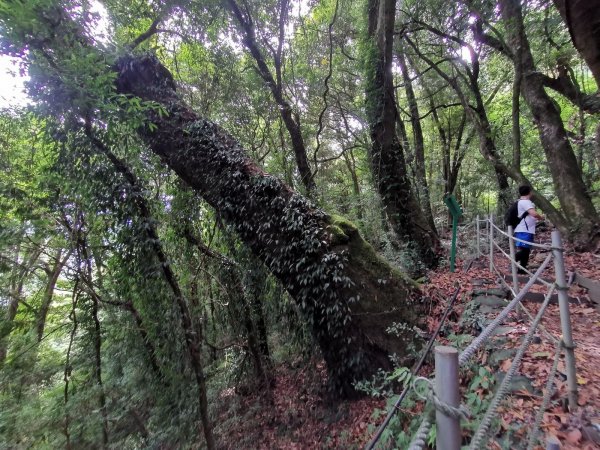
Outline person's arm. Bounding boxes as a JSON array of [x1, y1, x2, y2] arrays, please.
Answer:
[[528, 208, 544, 220]]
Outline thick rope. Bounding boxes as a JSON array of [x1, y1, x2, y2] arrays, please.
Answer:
[[413, 377, 471, 420], [407, 410, 434, 450], [468, 289, 553, 449], [491, 240, 554, 288], [517, 300, 559, 345], [407, 376, 470, 450], [459, 253, 553, 366], [526, 340, 564, 450], [365, 288, 461, 450], [489, 221, 552, 250]]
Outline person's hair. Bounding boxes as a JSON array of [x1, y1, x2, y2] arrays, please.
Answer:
[[518, 185, 532, 196]]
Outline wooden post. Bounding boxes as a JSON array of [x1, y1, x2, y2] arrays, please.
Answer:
[[476, 215, 480, 257], [489, 215, 494, 272], [435, 346, 461, 450], [508, 225, 519, 295], [551, 230, 578, 408]]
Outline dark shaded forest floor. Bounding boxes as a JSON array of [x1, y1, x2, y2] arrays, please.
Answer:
[[217, 229, 600, 449]]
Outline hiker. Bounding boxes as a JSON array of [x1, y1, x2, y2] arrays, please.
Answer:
[[513, 185, 544, 274]]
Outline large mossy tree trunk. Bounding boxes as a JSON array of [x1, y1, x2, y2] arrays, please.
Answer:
[[114, 55, 423, 396], [364, 0, 440, 270]]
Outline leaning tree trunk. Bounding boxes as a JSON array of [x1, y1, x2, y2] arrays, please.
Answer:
[[501, 0, 600, 249], [364, 0, 439, 269], [113, 55, 423, 396]]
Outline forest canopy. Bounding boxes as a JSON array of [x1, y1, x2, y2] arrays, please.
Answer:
[[0, 0, 598, 447]]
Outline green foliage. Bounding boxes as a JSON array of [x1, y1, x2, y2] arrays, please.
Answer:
[[0, 0, 598, 446]]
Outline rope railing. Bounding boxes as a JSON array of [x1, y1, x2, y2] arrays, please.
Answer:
[[526, 339, 564, 450], [365, 288, 461, 450], [491, 239, 555, 289], [399, 215, 578, 450], [459, 253, 552, 366], [488, 220, 552, 250], [468, 286, 555, 449]]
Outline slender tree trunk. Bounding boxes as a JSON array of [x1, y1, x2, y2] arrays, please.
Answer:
[[364, 0, 439, 269], [63, 281, 79, 450], [237, 282, 270, 388], [37, 248, 71, 342], [183, 230, 269, 381], [0, 244, 43, 364], [397, 46, 437, 234], [126, 303, 164, 378], [78, 236, 109, 448], [91, 284, 109, 448], [501, 0, 600, 248], [246, 267, 271, 366], [226, 0, 315, 195], [85, 131, 217, 449], [342, 150, 363, 220]]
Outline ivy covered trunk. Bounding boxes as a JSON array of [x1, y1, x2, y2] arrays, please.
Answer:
[[115, 55, 422, 396], [364, 0, 440, 269]]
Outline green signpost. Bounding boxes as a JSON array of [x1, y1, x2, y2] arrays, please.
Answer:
[[444, 194, 463, 273]]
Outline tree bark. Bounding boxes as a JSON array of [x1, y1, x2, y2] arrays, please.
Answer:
[[501, 0, 600, 249], [553, 0, 600, 89], [36, 248, 71, 342], [397, 46, 437, 235], [364, 0, 439, 270], [112, 54, 423, 396]]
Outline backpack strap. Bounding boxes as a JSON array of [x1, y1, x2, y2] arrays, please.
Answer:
[[517, 200, 529, 230]]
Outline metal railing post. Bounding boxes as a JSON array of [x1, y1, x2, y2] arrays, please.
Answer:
[[508, 225, 519, 294], [476, 215, 480, 257], [435, 346, 461, 450], [551, 230, 578, 408], [488, 215, 494, 272]]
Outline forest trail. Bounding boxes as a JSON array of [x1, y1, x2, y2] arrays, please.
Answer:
[[218, 228, 600, 449]]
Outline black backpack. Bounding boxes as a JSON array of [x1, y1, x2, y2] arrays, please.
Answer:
[[505, 201, 529, 229]]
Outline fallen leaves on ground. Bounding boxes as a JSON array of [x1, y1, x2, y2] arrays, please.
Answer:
[[217, 229, 599, 449]]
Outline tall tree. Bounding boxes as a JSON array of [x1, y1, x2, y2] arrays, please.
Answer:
[[497, 0, 599, 248], [364, 0, 439, 269], [2, 3, 425, 396], [397, 46, 437, 233]]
